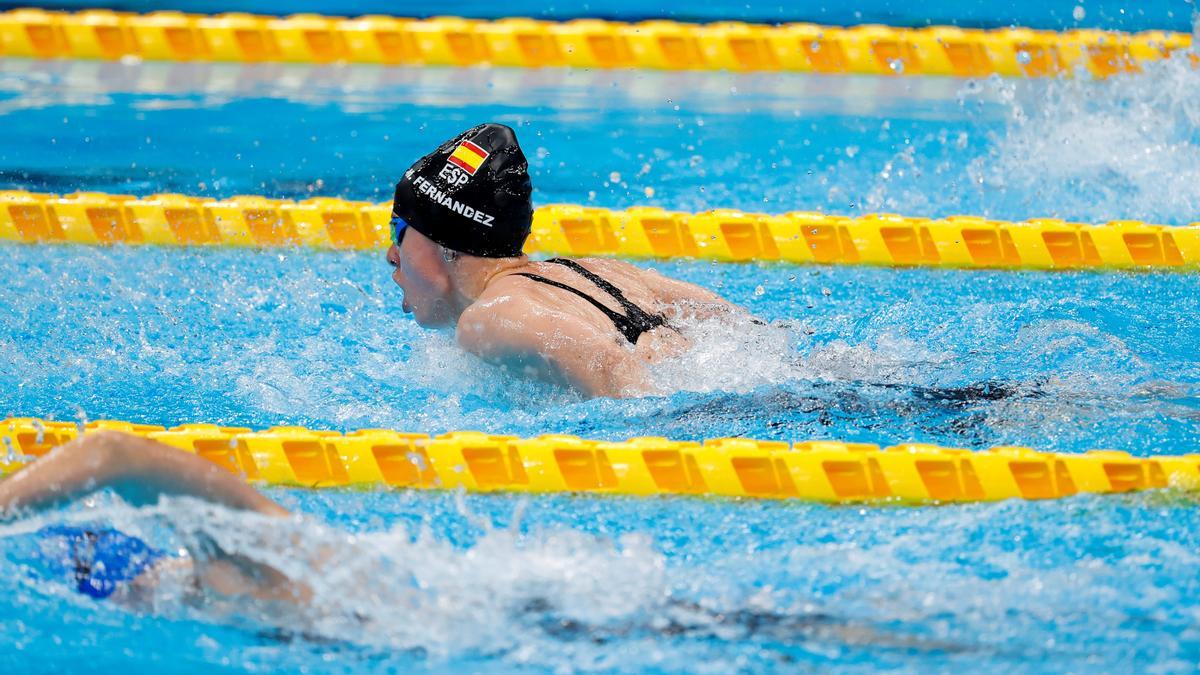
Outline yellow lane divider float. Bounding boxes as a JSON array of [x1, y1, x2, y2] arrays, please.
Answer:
[[2, 418, 1197, 503], [0, 9, 1192, 78], [3, 190, 1199, 270]]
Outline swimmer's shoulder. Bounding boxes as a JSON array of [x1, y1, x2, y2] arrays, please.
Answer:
[[456, 285, 543, 353], [469, 270, 547, 310], [457, 274, 627, 354], [561, 257, 643, 279]]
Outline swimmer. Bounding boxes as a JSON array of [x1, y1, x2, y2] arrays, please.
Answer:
[[1, 431, 972, 654], [385, 125, 1031, 408], [0, 431, 303, 607], [386, 123, 745, 398]]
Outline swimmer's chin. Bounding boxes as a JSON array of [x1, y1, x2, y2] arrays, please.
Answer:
[[401, 295, 449, 320], [408, 304, 458, 329]]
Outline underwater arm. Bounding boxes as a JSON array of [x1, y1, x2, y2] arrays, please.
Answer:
[[0, 431, 289, 521]]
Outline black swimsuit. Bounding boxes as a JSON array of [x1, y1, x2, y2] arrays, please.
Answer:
[[515, 258, 671, 345]]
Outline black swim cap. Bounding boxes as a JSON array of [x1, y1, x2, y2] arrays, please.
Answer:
[[391, 123, 533, 258]]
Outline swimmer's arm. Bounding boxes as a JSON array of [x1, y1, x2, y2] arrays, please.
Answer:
[[0, 431, 289, 521], [1, 433, 315, 607], [457, 299, 651, 398]]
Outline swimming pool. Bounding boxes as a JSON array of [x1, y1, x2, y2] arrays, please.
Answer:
[[2, 28, 1200, 673]]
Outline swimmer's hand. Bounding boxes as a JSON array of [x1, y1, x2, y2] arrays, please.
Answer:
[[0, 431, 289, 521], [456, 295, 654, 399]]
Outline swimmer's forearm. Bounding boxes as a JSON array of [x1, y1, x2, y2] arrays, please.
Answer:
[[0, 431, 288, 520]]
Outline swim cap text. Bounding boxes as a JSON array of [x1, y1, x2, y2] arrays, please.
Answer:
[[412, 175, 495, 227]]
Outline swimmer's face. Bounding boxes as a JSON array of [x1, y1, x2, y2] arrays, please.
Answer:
[[387, 228, 456, 327]]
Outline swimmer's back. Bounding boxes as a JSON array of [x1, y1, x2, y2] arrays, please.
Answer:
[[500, 257, 733, 329], [458, 257, 741, 396]]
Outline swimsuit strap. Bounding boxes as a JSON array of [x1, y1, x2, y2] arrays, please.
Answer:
[[544, 258, 668, 331], [514, 272, 646, 344], [514, 258, 673, 344]]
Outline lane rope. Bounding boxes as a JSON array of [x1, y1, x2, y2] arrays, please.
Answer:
[[2, 189, 1198, 270], [0, 9, 1192, 78], [3, 417, 1196, 503]]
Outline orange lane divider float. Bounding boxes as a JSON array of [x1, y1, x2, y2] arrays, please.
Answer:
[[0, 9, 1192, 78], [2, 189, 1199, 270], [2, 417, 1198, 503]]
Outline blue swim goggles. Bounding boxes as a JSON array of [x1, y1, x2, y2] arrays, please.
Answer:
[[389, 215, 408, 247]]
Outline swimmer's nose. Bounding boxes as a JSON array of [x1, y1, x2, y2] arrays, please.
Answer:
[[388, 246, 407, 289]]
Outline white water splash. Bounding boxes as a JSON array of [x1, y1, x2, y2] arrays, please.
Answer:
[[5, 489, 1198, 671], [966, 52, 1200, 225], [646, 314, 806, 394], [140, 497, 669, 661], [0, 494, 675, 667]]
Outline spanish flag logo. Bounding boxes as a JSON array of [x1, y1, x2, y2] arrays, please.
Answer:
[[447, 140, 490, 176]]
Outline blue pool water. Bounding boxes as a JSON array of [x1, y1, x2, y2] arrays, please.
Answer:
[[3, 246, 1200, 455], [3, 490, 1200, 672], [4, 55, 1200, 224], [2, 35, 1200, 674]]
